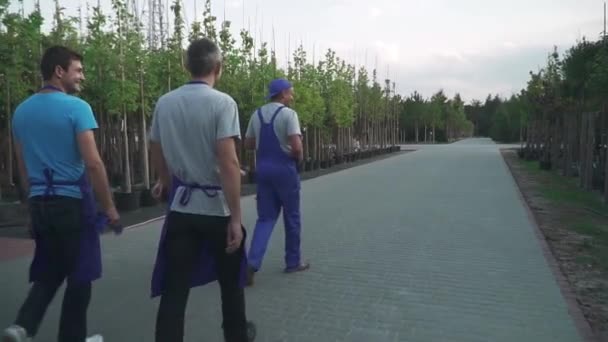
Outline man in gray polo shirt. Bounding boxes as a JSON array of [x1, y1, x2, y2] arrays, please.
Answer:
[[244, 78, 309, 286], [149, 38, 255, 342]]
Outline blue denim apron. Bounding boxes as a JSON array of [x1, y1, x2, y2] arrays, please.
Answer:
[[28, 168, 107, 284], [150, 176, 248, 298]]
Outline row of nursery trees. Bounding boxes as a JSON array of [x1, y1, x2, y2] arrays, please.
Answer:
[[3, 1, 605, 206], [1, 0, 444, 207], [457, 37, 608, 202]]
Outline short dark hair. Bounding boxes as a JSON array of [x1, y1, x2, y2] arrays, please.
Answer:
[[40, 46, 83, 81], [186, 38, 222, 77]]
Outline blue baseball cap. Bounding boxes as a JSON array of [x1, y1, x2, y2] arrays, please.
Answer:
[[266, 78, 292, 99]]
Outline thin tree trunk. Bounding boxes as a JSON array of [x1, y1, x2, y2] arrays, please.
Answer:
[[424, 125, 427, 143], [604, 110, 608, 201], [6, 81, 13, 191], [168, 58, 171, 91], [605, 142, 608, 201], [304, 128, 310, 160], [119, 13, 131, 193], [588, 113, 597, 191], [314, 126, 319, 165], [551, 117, 560, 171], [563, 114, 571, 177], [582, 113, 596, 191], [140, 69, 150, 189], [580, 114, 588, 188]]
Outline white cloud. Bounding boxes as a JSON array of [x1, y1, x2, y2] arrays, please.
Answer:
[[437, 50, 467, 63], [374, 41, 400, 62], [464, 49, 481, 56], [370, 7, 383, 18], [227, 1, 241, 9]]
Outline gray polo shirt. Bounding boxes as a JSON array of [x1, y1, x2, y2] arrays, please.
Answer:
[[150, 83, 240, 216], [245, 102, 301, 153]]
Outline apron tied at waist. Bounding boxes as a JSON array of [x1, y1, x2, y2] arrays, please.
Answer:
[[173, 176, 222, 205], [27, 167, 105, 284], [30, 168, 81, 196], [150, 174, 247, 298]]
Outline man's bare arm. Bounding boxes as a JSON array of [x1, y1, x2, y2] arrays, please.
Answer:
[[76, 130, 114, 211], [150, 141, 170, 187], [13, 141, 29, 202], [288, 134, 304, 162], [217, 137, 242, 222]]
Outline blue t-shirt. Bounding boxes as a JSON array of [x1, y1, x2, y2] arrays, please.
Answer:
[[12, 92, 98, 199]]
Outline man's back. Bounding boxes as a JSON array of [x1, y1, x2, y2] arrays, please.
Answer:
[[150, 83, 241, 216], [246, 102, 301, 154], [12, 92, 98, 199]]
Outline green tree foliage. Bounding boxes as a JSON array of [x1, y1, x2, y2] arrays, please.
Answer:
[[1, 0, 484, 193], [460, 37, 608, 144]]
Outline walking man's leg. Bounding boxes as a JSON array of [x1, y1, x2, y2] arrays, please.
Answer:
[[248, 180, 281, 274], [155, 212, 200, 342], [280, 175, 308, 273], [208, 216, 251, 342], [54, 202, 92, 342], [6, 197, 79, 341], [11, 279, 63, 339], [58, 281, 92, 342]]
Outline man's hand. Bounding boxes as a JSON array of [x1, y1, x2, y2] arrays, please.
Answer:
[[225, 219, 243, 254], [151, 180, 167, 202], [288, 134, 303, 162], [105, 206, 120, 226]]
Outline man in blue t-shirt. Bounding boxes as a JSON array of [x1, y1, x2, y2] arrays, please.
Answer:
[[2, 46, 119, 342]]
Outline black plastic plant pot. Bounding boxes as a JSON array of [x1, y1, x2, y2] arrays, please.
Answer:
[[305, 161, 313, 171], [539, 160, 552, 170], [114, 190, 141, 212], [140, 189, 158, 207], [248, 170, 256, 184], [0, 201, 27, 227]]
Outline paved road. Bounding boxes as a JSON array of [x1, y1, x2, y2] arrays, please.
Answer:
[[0, 138, 584, 341]]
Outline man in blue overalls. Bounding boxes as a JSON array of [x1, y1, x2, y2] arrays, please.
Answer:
[[3, 46, 120, 342], [244, 78, 310, 286]]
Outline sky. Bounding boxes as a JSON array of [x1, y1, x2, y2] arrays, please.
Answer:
[[11, 0, 607, 103]]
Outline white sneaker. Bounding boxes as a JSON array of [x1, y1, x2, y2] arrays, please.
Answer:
[[86, 335, 104, 342], [2, 325, 30, 342]]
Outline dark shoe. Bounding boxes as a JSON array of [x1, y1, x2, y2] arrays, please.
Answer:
[[247, 321, 256, 341], [284, 261, 310, 274], [223, 321, 256, 342], [246, 266, 255, 287], [2, 325, 29, 342]]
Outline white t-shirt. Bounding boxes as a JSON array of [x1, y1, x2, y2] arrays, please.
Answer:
[[150, 83, 240, 216], [245, 102, 301, 153]]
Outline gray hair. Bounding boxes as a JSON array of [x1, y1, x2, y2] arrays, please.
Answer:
[[186, 38, 223, 77]]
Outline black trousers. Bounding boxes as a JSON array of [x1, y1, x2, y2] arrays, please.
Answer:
[[155, 211, 248, 342], [15, 196, 92, 342]]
